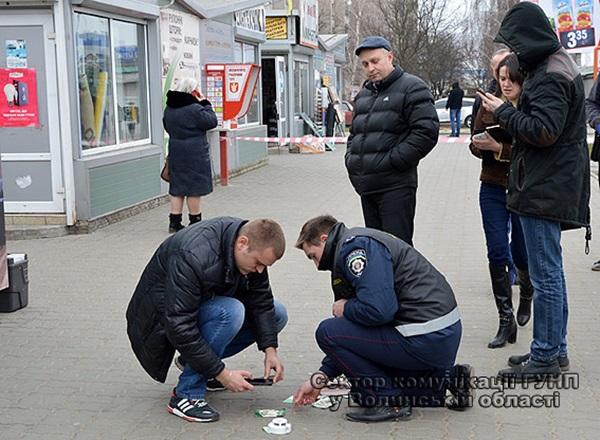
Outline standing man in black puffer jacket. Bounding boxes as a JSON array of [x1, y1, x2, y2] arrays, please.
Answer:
[[346, 36, 440, 246], [479, 2, 591, 382]]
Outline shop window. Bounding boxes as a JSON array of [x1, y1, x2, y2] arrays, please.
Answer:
[[75, 12, 150, 152], [233, 40, 260, 126], [294, 60, 309, 115]]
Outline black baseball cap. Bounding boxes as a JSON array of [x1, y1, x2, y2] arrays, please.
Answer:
[[355, 36, 392, 56]]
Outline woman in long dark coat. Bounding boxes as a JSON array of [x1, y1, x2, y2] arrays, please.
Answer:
[[163, 77, 218, 232]]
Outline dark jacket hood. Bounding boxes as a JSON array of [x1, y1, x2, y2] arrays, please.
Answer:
[[166, 90, 200, 108], [494, 2, 561, 70]]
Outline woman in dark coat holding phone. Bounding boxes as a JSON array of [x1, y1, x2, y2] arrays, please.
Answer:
[[163, 77, 218, 232], [470, 53, 532, 349]]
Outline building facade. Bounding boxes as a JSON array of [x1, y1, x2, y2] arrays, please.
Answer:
[[0, 0, 270, 233]]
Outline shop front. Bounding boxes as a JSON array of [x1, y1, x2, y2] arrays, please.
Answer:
[[0, 0, 270, 235], [161, 0, 269, 182], [262, 0, 317, 139]]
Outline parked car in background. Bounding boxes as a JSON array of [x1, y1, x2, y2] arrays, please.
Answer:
[[342, 100, 353, 127], [435, 97, 475, 128]]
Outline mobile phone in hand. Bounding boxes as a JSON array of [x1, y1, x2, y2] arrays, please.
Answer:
[[472, 132, 487, 141], [476, 88, 487, 96], [247, 377, 274, 386]]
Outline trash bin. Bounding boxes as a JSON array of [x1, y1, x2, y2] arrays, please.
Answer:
[[0, 254, 28, 313]]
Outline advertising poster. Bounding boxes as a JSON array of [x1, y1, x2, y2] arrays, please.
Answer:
[[5, 39, 27, 68], [0, 179, 6, 291], [160, 8, 201, 100], [525, 0, 599, 52], [205, 66, 225, 126], [205, 64, 261, 124], [300, 0, 319, 48], [266, 17, 288, 40], [0, 68, 39, 128]]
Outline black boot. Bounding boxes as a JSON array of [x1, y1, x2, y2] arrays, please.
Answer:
[[447, 364, 475, 411], [345, 403, 412, 423], [516, 269, 533, 326], [168, 213, 185, 233], [488, 263, 517, 349], [498, 358, 561, 383], [188, 213, 202, 225]]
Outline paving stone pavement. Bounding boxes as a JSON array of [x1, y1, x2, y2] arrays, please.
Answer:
[[1, 137, 599, 440]]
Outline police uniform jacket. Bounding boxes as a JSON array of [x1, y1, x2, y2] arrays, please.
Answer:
[[318, 222, 459, 335]]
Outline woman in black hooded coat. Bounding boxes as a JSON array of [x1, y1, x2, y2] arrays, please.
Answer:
[[163, 77, 218, 232]]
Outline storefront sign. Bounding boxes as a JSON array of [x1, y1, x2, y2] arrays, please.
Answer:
[[205, 63, 261, 124], [266, 17, 288, 40], [160, 9, 201, 95], [200, 20, 234, 63], [300, 0, 319, 48], [0, 68, 39, 128], [5, 39, 27, 68], [235, 7, 265, 33], [523, 0, 599, 52]]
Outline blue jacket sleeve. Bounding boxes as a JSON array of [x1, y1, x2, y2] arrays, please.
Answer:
[[339, 238, 398, 326]]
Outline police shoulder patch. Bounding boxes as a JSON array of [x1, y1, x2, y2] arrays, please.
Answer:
[[346, 248, 367, 277]]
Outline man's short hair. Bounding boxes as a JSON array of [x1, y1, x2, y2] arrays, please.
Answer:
[[240, 219, 286, 259], [295, 215, 338, 249]]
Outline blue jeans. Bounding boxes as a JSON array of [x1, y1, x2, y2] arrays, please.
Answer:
[[176, 297, 288, 399], [519, 216, 568, 362], [479, 183, 528, 270], [449, 109, 461, 136]]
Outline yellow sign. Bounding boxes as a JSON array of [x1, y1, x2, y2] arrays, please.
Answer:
[[266, 17, 287, 40]]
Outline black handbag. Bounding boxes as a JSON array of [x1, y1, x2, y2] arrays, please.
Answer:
[[160, 156, 170, 182]]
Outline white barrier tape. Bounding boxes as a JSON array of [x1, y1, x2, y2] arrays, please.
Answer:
[[235, 135, 348, 144]]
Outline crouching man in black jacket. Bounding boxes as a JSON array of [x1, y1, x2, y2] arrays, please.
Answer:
[[126, 217, 288, 422], [292, 215, 473, 423]]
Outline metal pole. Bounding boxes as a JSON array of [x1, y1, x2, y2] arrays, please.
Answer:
[[219, 131, 229, 186]]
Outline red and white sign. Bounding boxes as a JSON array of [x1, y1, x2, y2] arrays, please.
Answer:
[[300, 0, 319, 48], [0, 68, 39, 128], [205, 63, 261, 124]]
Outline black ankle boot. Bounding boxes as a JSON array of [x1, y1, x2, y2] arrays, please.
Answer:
[[169, 213, 184, 233], [516, 269, 533, 326], [488, 263, 517, 349], [188, 213, 202, 225]]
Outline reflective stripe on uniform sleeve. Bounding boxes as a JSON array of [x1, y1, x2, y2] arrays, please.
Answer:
[[395, 307, 461, 337]]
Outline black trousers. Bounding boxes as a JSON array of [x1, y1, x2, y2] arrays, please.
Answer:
[[360, 187, 417, 246]]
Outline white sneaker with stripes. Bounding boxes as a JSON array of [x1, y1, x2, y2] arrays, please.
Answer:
[[167, 396, 220, 422]]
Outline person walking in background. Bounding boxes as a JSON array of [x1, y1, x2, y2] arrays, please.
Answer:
[[479, 2, 590, 381], [584, 75, 600, 271], [346, 36, 439, 246], [163, 77, 218, 233], [446, 82, 464, 137], [470, 53, 532, 350]]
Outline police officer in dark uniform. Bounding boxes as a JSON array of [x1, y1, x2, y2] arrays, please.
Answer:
[[292, 215, 473, 423]]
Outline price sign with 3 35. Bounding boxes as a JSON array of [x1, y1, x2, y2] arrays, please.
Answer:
[[559, 28, 596, 49]]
